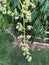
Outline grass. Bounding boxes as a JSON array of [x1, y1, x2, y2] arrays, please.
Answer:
[[0, 33, 13, 65], [31, 48, 49, 65], [0, 33, 49, 65]]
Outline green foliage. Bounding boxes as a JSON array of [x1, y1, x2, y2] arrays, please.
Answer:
[[0, 15, 8, 32]]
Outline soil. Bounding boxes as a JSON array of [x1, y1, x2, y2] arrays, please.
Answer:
[[10, 33, 49, 51]]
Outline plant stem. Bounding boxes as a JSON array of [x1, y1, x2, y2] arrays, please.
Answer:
[[23, 18, 26, 44], [19, 0, 26, 44], [19, 0, 22, 6]]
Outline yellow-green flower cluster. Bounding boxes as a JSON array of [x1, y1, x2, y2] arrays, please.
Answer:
[[0, 0, 6, 14], [7, 8, 17, 16], [0, 0, 18, 18], [25, 0, 30, 7], [20, 43, 32, 62], [21, 0, 32, 22], [25, 10, 31, 22], [31, 2, 36, 8], [30, 0, 36, 8], [18, 34, 24, 39], [23, 0, 30, 10], [27, 25, 32, 30], [16, 22, 23, 31], [27, 35, 31, 40], [21, 0, 36, 23], [0, 0, 35, 21]]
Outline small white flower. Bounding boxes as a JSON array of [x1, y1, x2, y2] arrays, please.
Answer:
[[31, 2, 36, 8], [26, 55, 29, 59], [28, 56, 32, 62], [27, 35, 31, 39], [25, 11, 31, 22], [18, 34, 23, 39], [27, 25, 32, 30], [11, 13, 14, 16], [7, 10, 11, 15], [15, 16, 19, 20], [25, 0, 30, 6], [23, 53, 25, 56], [2, 11, 6, 14], [16, 25, 19, 29]]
